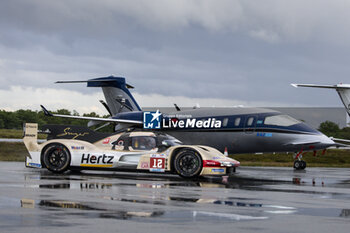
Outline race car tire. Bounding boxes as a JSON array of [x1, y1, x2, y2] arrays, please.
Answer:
[[174, 149, 202, 178], [42, 143, 71, 173]]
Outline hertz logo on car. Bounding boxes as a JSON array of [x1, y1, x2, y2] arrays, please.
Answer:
[[80, 154, 114, 167]]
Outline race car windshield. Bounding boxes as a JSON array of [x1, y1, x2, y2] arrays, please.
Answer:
[[162, 139, 182, 146], [131, 136, 156, 150]]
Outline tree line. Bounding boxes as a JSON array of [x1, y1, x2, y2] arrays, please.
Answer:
[[0, 109, 113, 132], [318, 121, 350, 139]]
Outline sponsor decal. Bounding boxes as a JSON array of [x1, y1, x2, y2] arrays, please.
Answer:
[[212, 157, 221, 160], [211, 168, 225, 173], [150, 168, 165, 173], [149, 154, 165, 172], [71, 146, 84, 150], [163, 118, 222, 129], [141, 162, 149, 169], [102, 137, 111, 144], [57, 128, 89, 139], [151, 153, 166, 158], [27, 162, 42, 168], [143, 110, 162, 129], [203, 160, 221, 166], [143, 110, 222, 129], [80, 154, 114, 167], [256, 132, 272, 137]]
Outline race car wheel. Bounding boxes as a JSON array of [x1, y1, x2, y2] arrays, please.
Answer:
[[174, 149, 202, 178], [42, 143, 71, 173]]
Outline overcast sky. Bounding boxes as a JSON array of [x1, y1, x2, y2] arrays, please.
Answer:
[[1, 0, 350, 115]]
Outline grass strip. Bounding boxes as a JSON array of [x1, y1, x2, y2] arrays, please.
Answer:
[[0, 142, 27, 161], [0, 129, 46, 139]]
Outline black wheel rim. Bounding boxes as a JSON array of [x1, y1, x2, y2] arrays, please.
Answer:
[[178, 153, 200, 175], [48, 148, 67, 169]]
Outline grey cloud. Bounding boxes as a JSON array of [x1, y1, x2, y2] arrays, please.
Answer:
[[0, 0, 350, 108], [2, 0, 350, 43]]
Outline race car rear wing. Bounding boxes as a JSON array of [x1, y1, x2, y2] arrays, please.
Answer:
[[23, 123, 40, 155]]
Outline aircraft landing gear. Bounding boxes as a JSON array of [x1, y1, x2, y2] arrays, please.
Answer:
[[293, 151, 306, 170], [293, 160, 306, 170]]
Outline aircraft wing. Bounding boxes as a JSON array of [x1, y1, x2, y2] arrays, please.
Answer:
[[284, 141, 323, 147], [40, 105, 143, 125], [285, 138, 345, 148], [330, 137, 350, 146], [291, 83, 350, 89]]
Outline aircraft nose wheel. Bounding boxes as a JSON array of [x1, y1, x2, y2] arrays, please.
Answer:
[[294, 160, 306, 170]]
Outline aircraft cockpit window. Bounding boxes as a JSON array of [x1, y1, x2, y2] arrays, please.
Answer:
[[131, 136, 156, 150], [264, 115, 300, 127], [223, 118, 229, 127], [247, 117, 254, 126], [234, 118, 241, 126]]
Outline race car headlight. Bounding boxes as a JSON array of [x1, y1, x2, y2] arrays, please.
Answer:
[[220, 162, 233, 167], [204, 160, 236, 167]]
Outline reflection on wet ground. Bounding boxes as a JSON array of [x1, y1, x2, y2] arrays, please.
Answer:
[[1, 163, 350, 233]]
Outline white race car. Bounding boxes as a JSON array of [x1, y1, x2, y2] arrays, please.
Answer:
[[23, 123, 240, 178]]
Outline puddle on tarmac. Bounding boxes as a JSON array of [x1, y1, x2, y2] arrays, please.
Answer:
[[20, 199, 269, 223], [19, 198, 349, 224], [39, 183, 70, 189]]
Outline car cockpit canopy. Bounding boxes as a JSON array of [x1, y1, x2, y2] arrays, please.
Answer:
[[111, 132, 182, 152]]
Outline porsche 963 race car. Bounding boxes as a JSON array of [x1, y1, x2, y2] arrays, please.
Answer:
[[23, 123, 240, 178]]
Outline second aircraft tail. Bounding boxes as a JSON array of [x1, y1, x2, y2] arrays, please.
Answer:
[[292, 83, 350, 116], [57, 76, 141, 116]]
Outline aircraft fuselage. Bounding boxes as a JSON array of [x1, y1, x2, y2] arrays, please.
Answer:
[[114, 107, 334, 154]]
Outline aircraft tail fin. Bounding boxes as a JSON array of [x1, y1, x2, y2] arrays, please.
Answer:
[[292, 83, 350, 116], [56, 76, 141, 116]]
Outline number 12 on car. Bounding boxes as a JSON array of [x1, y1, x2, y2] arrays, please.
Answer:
[[150, 157, 165, 172]]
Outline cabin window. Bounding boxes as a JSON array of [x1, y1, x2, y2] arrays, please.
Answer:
[[223, 118, 229, 127], [246, 117, 254, 126], [234, 118, 241, 126], [131, 136, 156, 150], [264, 115, 300, 127]]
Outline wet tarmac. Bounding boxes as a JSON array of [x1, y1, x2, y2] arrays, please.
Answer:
[[0, 162, 350, 233]]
